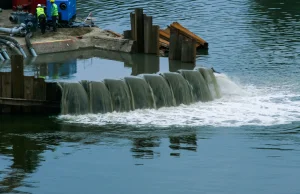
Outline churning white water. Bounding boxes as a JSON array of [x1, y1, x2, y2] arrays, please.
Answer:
[[58, 73, 300, 127]]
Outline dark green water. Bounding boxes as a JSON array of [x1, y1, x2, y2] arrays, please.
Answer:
[[1, 0, 300, 193]]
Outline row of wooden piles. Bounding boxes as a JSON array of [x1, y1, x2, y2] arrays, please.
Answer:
[[123, 8, 160, 55], [123, 8, 209, 63], [0, 55, 61, 114]]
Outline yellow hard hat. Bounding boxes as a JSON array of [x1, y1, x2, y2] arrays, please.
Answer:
[[50, 0, 55, 2]]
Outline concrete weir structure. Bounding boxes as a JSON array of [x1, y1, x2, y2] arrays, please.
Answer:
[[0, 10, 135, 56]]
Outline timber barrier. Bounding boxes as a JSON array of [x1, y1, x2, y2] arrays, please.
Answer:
[[0, 55, 61, 114], [123, 8, 209, 63]]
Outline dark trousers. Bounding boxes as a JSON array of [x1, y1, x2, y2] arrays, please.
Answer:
[[38, 14, 46, 34], [52, 16, 58, 32]]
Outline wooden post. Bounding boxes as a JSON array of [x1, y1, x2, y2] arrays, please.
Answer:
[[123, 30, 132, 39], [144, 15, 152, 54], [134, 8, 144, 53], [11, 55, 24, 99], [181, 39, 196, 63], [130, 12, 136, 40], [169, 28, 183, 61], [11, 54, 24, 113], [151, 25, 160, 55]]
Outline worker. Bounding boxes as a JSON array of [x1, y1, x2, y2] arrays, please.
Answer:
[[50, 0, 58, 32], [36, 4, 46, 34]]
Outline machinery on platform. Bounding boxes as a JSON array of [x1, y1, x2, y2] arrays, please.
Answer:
[[46, 0, 76, 25], [8, 0, 77, 29]]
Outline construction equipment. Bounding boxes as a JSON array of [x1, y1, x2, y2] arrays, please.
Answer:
[[46, 0, 76, 26]]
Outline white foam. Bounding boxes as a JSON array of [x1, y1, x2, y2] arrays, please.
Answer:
[[57, 73, 300, 127]]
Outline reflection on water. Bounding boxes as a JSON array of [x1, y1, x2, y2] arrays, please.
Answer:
[[0, 117, 299, 193], [169, 134, 197, 157], [0, 49, 197, 82], [131, 137, 160, 159]]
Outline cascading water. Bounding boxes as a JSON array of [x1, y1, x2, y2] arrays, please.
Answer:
[[142, 74, 176, 108], [196, 67, 221, 99], [59, 82, 89, 115], [89, 81, 113, 113], [178, 70, 213, 102], [161, 72, 194, 106], [124, 76, 156, 110], [58, 67, 222, 115], [104, 79, 132, 112], [80, 80, 90, 96]]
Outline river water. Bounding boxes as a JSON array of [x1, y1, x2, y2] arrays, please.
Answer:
[[1, 0, 300, 193]]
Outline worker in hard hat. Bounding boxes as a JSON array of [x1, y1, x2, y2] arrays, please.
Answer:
[[36, 4, 46, 34], [50, 0, 58, 32]]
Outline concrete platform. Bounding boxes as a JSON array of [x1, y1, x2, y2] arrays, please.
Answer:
[[0, 10, 136, 57]]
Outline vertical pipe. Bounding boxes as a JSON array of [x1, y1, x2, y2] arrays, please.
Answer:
[[0, 53, 5, 61], [1, 48, 10, 60]]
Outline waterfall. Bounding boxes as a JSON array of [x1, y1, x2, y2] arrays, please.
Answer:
[[196, 68, 221, 99], [59, 82, 89, 115], [178, 70, 213, 102], [161, 72, 194, 106], [124, 76, 156, 110], [58, 67, 222, 115], [104, 79, 132, 112], [142, 74, 176, 108], [89, 81, 113, 113]]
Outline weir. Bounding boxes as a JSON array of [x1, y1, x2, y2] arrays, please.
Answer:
[[124, 76, 156, 110], [178, 70, 213, 102], [0, 55, 222, 115], [103, 79, 132, 112], [56, 66, 221, 115], [142, 74, 176, 108], [161, 72, 194, 106], [196, 67, 221, 99], [89, 81, 113, 113], [59, 82, 89, 115]]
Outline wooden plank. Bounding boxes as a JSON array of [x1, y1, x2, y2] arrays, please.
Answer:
[[159, 29, 170, 41], [11, 55, 24, 113], [169, 28, 183, 61], [170, 22, 208, 49], [32, 77, 47, 113], [134, 8, 144, 53], [1, 72, 12, 113], [159, 38, 170, 47], [150, 25, 160, 55], [123, 30, 132, 39], [0, 97, 60, 108], [11, 55, 24, 99], [130, 12, 136, 40], [159, 38, 170, 49], [105, 30, 122, 38], [33, 78, 46, 101], [181, 39, 196, 63], [23, 76, 34, 113], [1, 73, 11, 98], [144, 15, 152, 54]]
